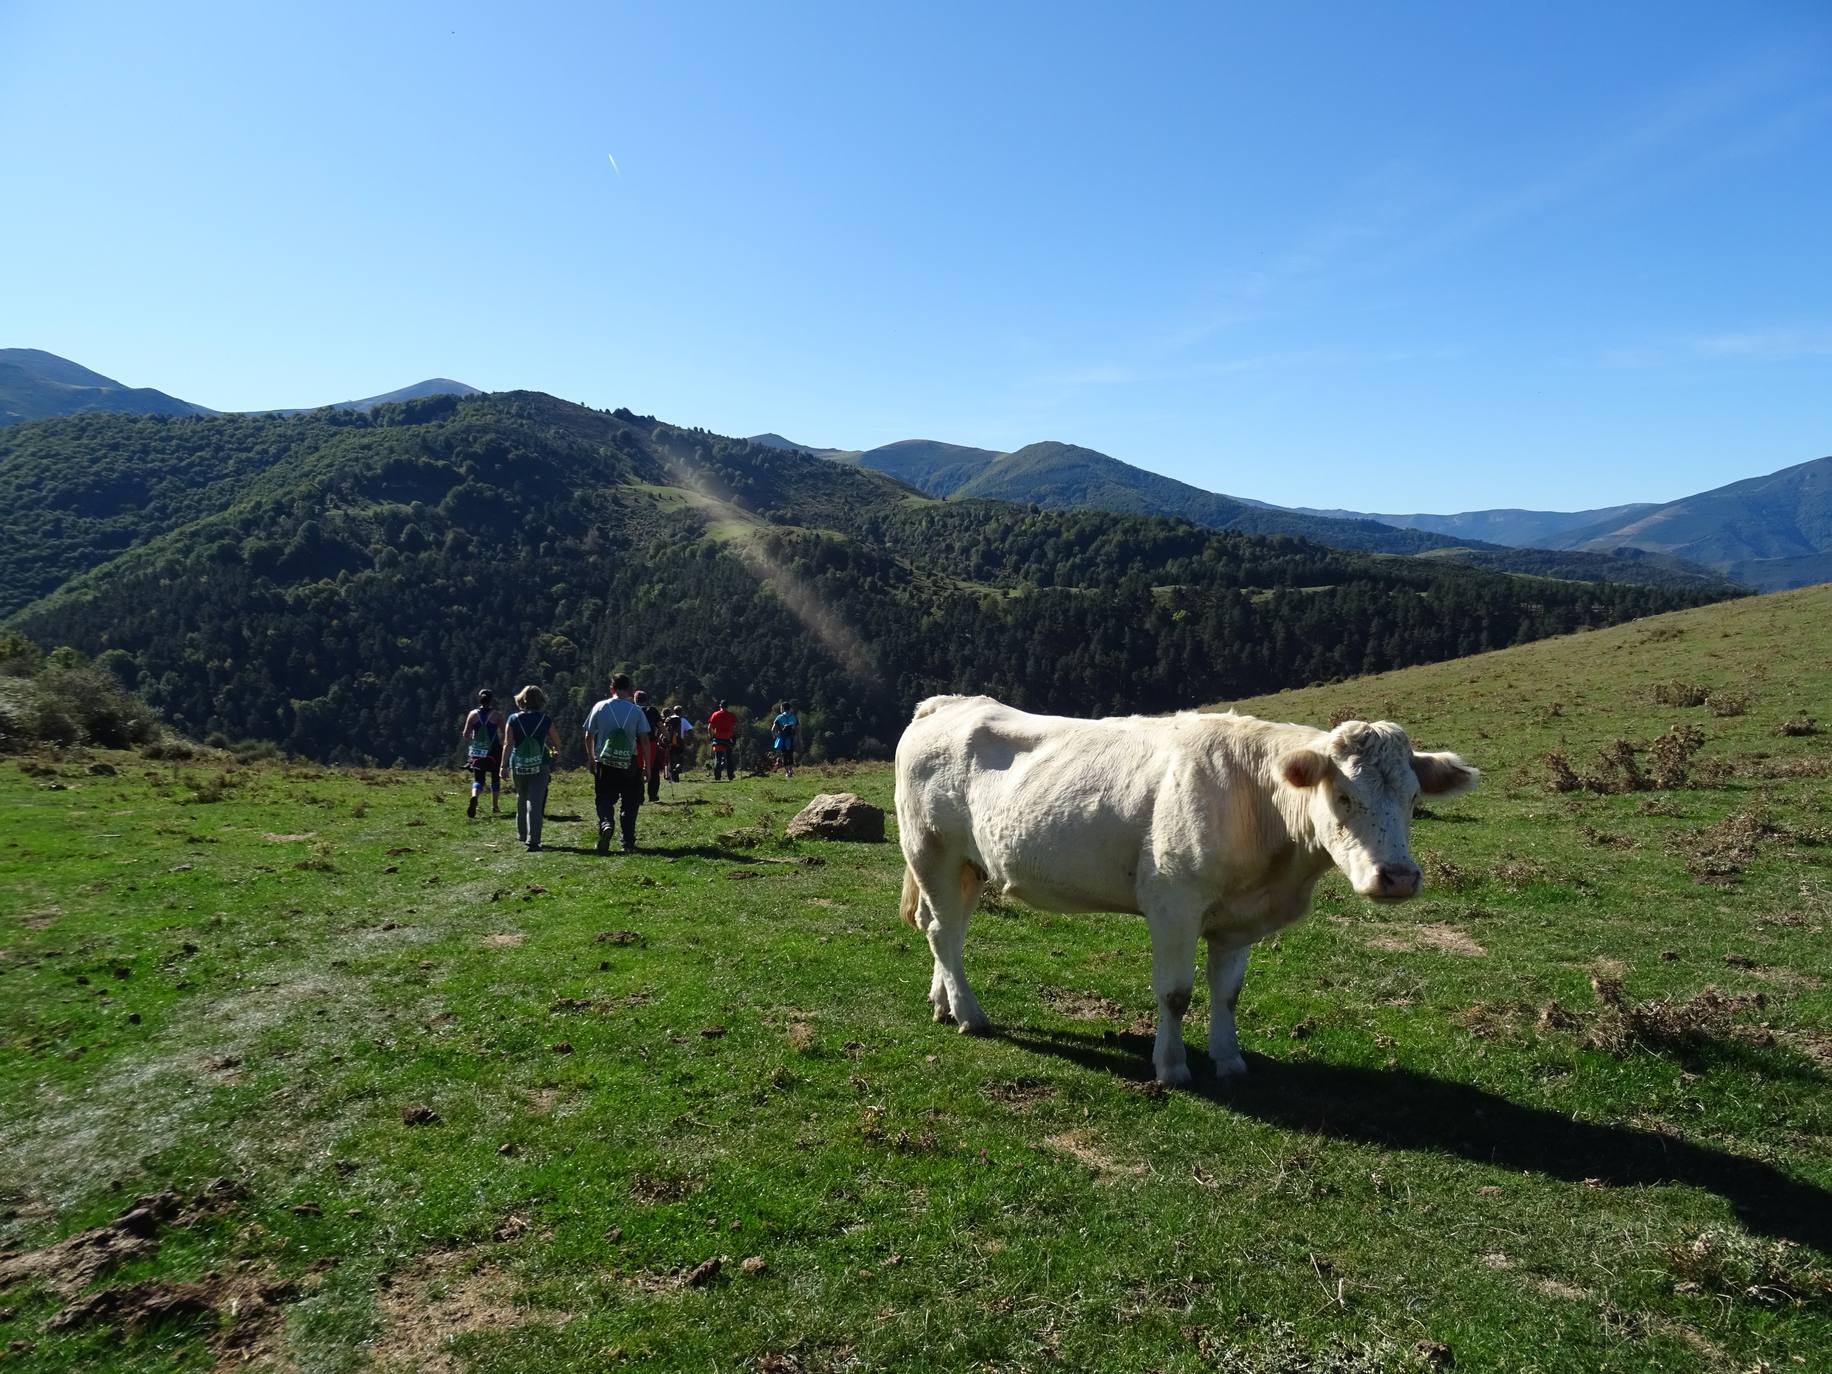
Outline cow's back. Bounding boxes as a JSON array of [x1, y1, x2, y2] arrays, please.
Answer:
[[896, 698, 1181, 914]]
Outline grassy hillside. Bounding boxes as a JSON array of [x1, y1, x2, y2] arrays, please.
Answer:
[[2, 588, 1828, 1371]]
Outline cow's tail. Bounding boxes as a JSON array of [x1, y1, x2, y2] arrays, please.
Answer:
[[899, 864, 921, 928]]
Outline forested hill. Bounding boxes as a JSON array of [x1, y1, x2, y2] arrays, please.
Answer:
[[2, 392, 1734, 765]]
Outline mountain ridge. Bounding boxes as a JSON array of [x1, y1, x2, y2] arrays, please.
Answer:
[[0, 348, 215, 426], [0, 391, 1727, 763]]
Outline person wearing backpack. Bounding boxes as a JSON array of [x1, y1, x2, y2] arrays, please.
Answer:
[[461, 689, 503, 818], [665, 705, 691, 781], [503, 684, 562, 852], [708, 699, 737, 781], [635, 690, 666, 802], [772, 700, 799, 778], [583, 672, 652, 854]]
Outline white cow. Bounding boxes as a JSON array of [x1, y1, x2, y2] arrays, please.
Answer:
[[894, 695, 1478, 1085]]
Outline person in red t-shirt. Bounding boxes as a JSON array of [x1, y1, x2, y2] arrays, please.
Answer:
[[707, 699, 738, 781]]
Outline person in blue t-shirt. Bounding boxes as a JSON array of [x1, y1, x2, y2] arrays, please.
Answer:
[[771, 700, 799, 779]]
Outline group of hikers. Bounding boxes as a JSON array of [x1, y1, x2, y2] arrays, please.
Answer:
[[459, 677, 801, 853]]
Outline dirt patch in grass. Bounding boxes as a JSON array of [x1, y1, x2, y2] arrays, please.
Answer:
[[1038, 986, 1129, 1020], [1781, 1030, 1832, 1068], [0, 1179, 243, 1297], [1364, 923, 1486, 957], [482, 932, 525, 947], [261, 832, 316, 843], [1043, 1129, 1146, 1179], [46, 1263, 298, 1362], [373, 1249, 561, 1373], [984, 1077, 1055, 1109]]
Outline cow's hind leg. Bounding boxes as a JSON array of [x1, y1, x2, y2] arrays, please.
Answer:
[[1144, 901, 1202, 1086], [1205, 938, 1250, 1078], [915, 855, 988, 1034]]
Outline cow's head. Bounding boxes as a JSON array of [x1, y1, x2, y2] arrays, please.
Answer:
[[1278, 720, 1478, 901]]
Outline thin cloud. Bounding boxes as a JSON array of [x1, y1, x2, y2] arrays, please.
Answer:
[[1599, 327, 1832, 368], [1691, 329, 1832, 360]]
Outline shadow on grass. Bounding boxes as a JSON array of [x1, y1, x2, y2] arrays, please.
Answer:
[[998, 1025, 1832, 1255], [522, 841, 765, 863]]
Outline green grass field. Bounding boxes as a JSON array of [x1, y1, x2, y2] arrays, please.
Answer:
[[3, 586, 1830, 1372]]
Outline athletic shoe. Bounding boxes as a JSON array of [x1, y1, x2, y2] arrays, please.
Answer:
[[467, 796, 478, 818], [596, 828, 611, 855], [621, 841, 636, 854]]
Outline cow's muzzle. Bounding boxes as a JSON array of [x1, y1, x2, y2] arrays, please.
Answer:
[[1366, 863, 1422, 902]]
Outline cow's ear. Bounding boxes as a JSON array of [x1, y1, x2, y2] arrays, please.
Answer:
[[1279, 749, 1330, 789], [1413, 750, 1479, 797]]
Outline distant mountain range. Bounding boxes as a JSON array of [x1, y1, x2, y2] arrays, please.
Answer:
[[1, 350, 1815, 591], [0, 349, 479, 427], [753, 432, 1829, 591]]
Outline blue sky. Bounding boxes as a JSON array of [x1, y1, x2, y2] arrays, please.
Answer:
[[4, 1, 1829, 510]]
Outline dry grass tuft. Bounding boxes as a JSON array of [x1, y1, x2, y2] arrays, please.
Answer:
[[1421, 853, 1480, 892], [1652, 681, 1710, 707], [1776, 715, 1819, 737], [1707, 689, 1751, 717], [1666, 1230, 1832, 1308], [1585, 975, 1765, 1057]]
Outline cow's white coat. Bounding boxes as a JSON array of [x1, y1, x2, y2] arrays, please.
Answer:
[[894, 695, 1478, 1085]]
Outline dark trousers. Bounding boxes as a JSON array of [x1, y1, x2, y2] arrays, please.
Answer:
[[645, 752, 663, 801], [593, 763, 643, 847], [712, 742, 734, 780]]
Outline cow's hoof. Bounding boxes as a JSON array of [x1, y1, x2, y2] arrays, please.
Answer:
[[1211, 1053, 1248, 1079], [1155, 1062, 1193, 1088], [932, 1005, 956, 1025], [956, 1013, 991, 1036]]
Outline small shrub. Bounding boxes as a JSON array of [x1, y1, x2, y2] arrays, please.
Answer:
[[1652, 681, 1710, 707], [1646, 723, 1706, 789], [1707, 689, 1750, 717], [1777, 716, 1818, 737], [185, 774, 233, 805]]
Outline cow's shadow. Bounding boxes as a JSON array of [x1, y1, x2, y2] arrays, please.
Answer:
[[997, 1025, 1832, 1255]]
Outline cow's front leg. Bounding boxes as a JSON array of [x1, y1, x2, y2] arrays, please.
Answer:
[[1145, 906, 1201, 1086], [928, 960, 954, 1024], [1205, 939, 1250, 1078]]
